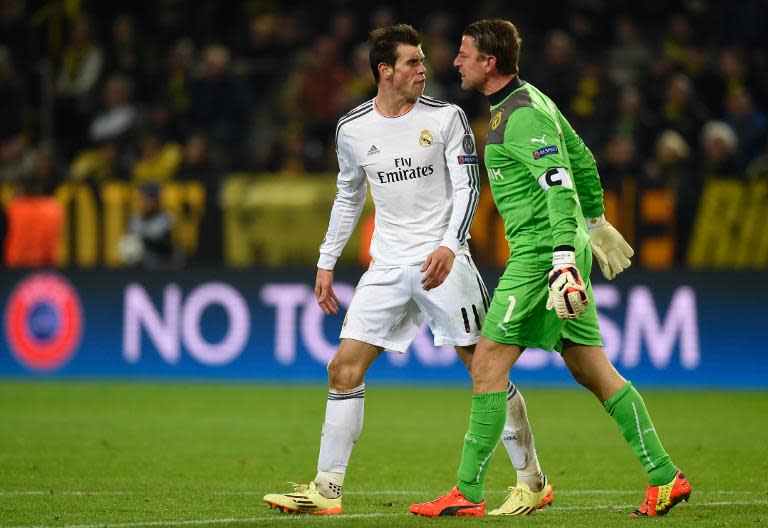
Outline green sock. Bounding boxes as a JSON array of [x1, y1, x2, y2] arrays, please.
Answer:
[[603, 382, 678, 486], [456, 391, 507, 503]]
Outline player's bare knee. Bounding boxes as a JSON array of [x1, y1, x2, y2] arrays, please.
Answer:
[[326, 356, 343, 386], [327, 356, 364, 390], [571, 369, 606, 398], [470, 364, 507, 393], [566, 361, 591, 387], [573, 372, 596, 392]]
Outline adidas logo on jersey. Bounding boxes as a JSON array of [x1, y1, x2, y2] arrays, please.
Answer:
[[367, 145, 380, 156]]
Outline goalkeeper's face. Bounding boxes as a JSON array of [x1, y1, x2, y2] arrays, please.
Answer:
[[390, 44, 427, 100], [453, 35, 490, 93]]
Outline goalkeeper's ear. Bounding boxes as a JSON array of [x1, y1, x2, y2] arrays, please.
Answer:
[[483, 53, 498, 74]]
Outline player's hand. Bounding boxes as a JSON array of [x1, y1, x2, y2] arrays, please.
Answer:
[[546, 251, 589, 319], [587, 215, 634, 280], [420, 246, 455, 291], [315, 268, 341, 315]]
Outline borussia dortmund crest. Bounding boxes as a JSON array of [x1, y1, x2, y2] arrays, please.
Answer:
[[490, 111, 503, 130], [419, 129, 434, 147]]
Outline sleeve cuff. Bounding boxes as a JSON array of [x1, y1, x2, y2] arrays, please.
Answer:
[[585, 214, 607, 233], [552, 250, 576, 268], [438, 237, 460, 256], [317, 253, 337, 270]]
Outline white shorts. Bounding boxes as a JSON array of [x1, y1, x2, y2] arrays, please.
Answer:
[[340, 254, 491, 353]]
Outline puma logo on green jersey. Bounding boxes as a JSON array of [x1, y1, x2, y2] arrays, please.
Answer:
[[530, 134, 547, 144]]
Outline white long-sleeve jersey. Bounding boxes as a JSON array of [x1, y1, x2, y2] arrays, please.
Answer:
[[318, 96, 480, 269]]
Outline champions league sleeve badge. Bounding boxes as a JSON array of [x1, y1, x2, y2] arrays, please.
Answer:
[[462, 134, 475, 154]]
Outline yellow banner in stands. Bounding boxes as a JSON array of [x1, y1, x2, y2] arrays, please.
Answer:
[[687, 180, 768, 268], [2, 177, 765, 269], [221, 174, 373, 267]]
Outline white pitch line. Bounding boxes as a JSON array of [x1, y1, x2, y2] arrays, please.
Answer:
[[5, 513, 402, 528], [0, 491, 136, 497], [3, 502, 768, 528]]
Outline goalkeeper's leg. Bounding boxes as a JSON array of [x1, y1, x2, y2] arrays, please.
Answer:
[[455, 347, 549, 500], [562, 342, 689, 515]]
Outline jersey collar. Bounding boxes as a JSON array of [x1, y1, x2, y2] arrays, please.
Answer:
[[374, 97, 417, 118], [487, 76, 526, 107]]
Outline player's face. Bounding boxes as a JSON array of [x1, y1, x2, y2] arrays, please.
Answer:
[[391, 44, 427, 100], [453, 35, 489, 92]]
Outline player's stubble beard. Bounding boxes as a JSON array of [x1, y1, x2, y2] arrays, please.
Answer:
[[402, 79, 425, 103], [413, 78, 425, 99], [459, 73, 476, 93]]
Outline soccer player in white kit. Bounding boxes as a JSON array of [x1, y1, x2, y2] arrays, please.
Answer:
[[263, 24, 551, 515]]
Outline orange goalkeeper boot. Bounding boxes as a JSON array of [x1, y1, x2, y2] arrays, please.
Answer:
[[631, 470, 691, 517], [410, 486, 485, 517]]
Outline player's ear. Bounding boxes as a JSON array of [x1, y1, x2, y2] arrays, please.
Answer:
[[378, 62, 393, 80], [485, 54, 497, 73]]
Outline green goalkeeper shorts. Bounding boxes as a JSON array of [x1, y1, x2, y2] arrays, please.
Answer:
[[481, 248, 603, 352]]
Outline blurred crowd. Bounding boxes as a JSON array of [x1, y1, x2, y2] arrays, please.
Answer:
[[0, 0, 767, 265]]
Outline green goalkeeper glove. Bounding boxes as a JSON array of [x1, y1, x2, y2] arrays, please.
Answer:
[[586, 215, 634, 280]]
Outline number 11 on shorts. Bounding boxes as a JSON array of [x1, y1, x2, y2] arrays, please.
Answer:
[[503, 295, 516, 323]]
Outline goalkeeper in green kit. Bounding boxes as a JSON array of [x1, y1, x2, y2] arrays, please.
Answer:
[[410, 19, 690, 518]]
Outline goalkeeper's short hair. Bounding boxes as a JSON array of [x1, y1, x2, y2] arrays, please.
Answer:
[[462, 19, 522, 76]]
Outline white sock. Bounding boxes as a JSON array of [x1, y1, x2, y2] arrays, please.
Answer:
[[314, 383, 365, 498], [314, 471, 344, 499], [502, 381, 544, 492]]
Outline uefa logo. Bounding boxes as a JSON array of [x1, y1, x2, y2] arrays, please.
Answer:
[[4, 273, 83, 372]]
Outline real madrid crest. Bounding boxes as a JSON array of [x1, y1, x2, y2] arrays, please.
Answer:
[[491, 110, 503, 130], [419, 129, 434, 147]]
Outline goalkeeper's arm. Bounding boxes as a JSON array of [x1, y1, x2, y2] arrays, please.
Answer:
[[556, 111, 634, 279]]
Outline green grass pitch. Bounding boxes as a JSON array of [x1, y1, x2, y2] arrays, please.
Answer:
[[1, 382, 766, 527]]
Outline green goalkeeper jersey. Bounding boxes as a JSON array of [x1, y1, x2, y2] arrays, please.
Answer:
[[484, 78, 605, 269]]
